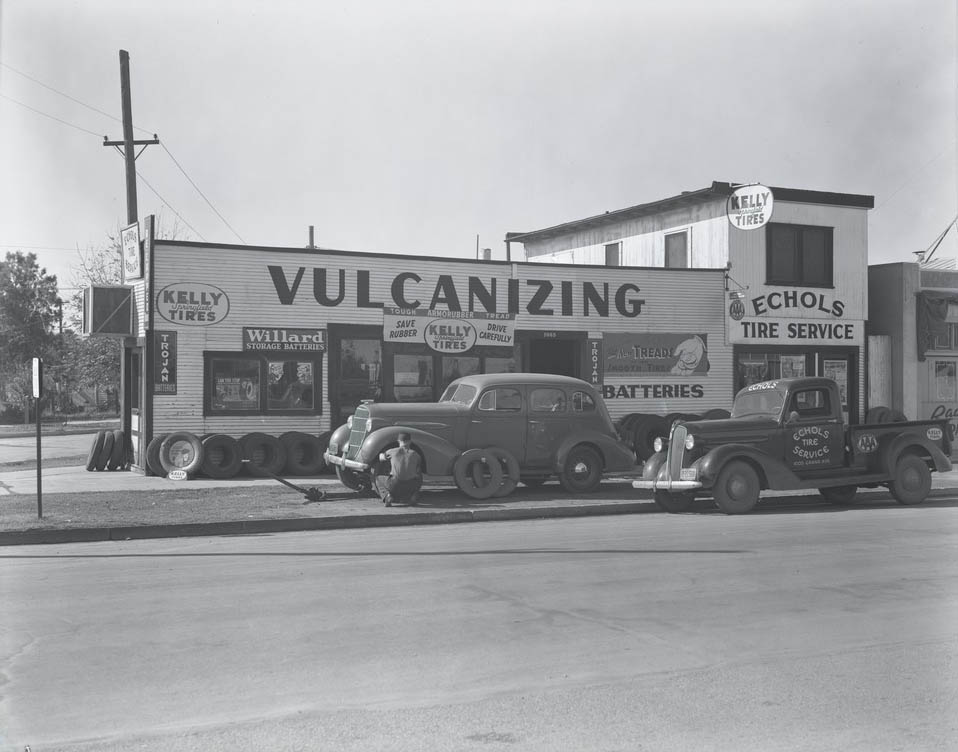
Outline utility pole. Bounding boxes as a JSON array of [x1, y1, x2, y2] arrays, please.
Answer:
[[103, 50, 159, 223]]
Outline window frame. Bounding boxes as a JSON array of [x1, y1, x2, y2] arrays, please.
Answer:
[[664, 230, 689, 269], [204, 351, 323, 417], [765, 222, 834, 287]]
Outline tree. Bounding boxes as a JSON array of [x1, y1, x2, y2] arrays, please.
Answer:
[[0, 252, 60, 421]]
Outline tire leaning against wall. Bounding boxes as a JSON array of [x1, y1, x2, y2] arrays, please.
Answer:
[[145, 434, 169, 476], [279, 431, 325, 475], [94, 430, 115, 472], [107, 429, 127, 471], [85, 430, 107, 472], [159, 431, 205, 476], [200, 434, 243, 479], [240, 432, 287, 477]]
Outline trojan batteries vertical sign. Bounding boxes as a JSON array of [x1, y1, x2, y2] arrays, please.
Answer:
[[154, 331, 177, 394]]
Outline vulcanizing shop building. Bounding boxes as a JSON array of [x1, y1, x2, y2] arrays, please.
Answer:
[[90, 180, 873, 473]]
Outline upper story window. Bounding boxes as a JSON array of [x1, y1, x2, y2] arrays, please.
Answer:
[[604, 242, 621, 267], [665, 231, 688, 268], [766, 223, 833, 287]]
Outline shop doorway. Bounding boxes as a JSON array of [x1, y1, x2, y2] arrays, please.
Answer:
[[526, 336, 581, 378]]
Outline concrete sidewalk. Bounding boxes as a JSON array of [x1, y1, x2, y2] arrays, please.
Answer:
[[3, 463, 958, 547]]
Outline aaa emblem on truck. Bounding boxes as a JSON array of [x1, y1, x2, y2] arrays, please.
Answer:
[[857, 433, 878, 453]]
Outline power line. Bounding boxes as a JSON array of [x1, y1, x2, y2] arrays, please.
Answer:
[[0, 61, 154, 136], [133, 168, 207, 242], [161, 143, 246, 244], [0, 93, 105, 138]]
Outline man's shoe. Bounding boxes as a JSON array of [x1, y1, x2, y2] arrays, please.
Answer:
[[382, 493, 392, 507]]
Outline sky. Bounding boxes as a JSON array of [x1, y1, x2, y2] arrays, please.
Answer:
[[0, 0, 955, 300]]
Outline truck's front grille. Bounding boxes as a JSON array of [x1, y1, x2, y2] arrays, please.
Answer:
[[667, 423, 688, 480]]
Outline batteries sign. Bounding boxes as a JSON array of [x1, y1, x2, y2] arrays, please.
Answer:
[[727, 184, 773, 230]]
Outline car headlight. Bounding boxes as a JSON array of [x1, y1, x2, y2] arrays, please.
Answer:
[[653, 437, 664, 453], [685, 434, 695, 450]]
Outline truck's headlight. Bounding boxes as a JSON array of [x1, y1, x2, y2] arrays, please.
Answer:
[[347, 416, 354, 429], [685, 434, 695, 450], [653, 437, 664, 453]]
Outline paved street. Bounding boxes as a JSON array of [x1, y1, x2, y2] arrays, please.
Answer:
[[2, 507, 956, 751]]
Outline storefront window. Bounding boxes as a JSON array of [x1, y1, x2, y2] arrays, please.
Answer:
[[442, 356, 480, 389], [736, 352, 807, 392], [934, 360, 957, 401], [210, 357, 262, 412], [267, 360, 315, 410], [484, 356, 518, 374], [394, 353, 433, 402], [206, 354, 322, 416]]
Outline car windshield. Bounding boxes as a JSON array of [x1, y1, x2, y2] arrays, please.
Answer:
[[439, 383, 477, 406], [731, 386, 787, 419]]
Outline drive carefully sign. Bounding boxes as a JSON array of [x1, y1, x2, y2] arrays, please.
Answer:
[[727, 184, 773, 230]]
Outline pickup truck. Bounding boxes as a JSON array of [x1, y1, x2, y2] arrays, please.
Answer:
[[323, 373, 635, 499], [632, 377, 952, 514]]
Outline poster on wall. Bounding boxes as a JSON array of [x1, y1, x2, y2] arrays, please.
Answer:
[[823, 359, 848, 404], [383, 308, 515, 353], [604, 333, 709, 376]]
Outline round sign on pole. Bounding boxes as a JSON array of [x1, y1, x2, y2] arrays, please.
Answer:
[[727, 184, 774, 230]]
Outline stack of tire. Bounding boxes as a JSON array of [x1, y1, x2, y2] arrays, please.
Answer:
[[141, 430, 332, 479], [450, 444, 602, 499], [865, 406, 908, 423], [85, 429, 131, 472], [616, 410, 731, 463]]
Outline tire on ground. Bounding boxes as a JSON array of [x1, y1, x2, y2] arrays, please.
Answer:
[[889, 453, 932, 505], [200, 434, 243, 479], [159, 431, 204, 475], [483, 446, 520, 498], [107, 429, 127, 470], [453, 448, 504, 500], [559, 444, 603, 493], [86, 430, 107, 472], [240, 432, 287, 477], [145, 434, 169, 476], [712, 460, 761, 515], [280, 431, 326, 475], [95, 430, 115, 471]]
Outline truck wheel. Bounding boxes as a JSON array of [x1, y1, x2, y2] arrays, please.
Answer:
[[653, 490, 695, 513], [889, 454, 931, 505], [713, 460, 760, 514], [819, 485, 857, 505], [559, 445, 603, 494]]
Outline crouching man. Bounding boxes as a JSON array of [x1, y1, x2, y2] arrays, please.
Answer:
[[374, 432, 423, 507]]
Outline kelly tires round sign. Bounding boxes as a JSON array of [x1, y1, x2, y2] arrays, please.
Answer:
[[727, 184, 773, 230]]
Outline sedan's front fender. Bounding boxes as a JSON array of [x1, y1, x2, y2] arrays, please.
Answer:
[[357, 426, 460, 476]]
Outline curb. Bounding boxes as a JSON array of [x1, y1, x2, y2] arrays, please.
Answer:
[[0, 502, 652, 547]]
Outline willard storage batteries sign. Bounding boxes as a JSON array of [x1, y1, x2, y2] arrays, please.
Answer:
[[383, 308, 515, 352]]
